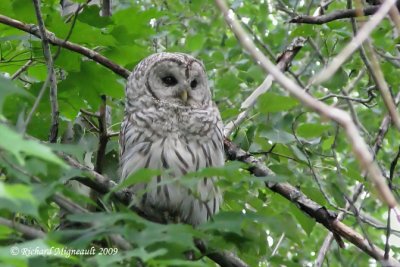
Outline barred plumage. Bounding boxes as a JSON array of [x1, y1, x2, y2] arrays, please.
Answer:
[[119, 53, 224, 225]]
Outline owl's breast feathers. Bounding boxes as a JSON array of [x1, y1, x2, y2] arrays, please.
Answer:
[[119, 101, 224, 225]]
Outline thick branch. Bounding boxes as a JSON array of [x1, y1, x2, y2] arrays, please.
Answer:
[[0, 14, 130, 78]]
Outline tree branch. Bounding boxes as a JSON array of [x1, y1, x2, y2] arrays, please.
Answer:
[[289, 5, 380, 24], [95, 95, 109, 174], [11, 59, 34, 80], [0, 217, 45, 239], [0, 14, 130, 78], [362, 37, 400, 131], [32, 0, 59, 143], [21, 73, 52, 134], [101, 0, 112, 17]]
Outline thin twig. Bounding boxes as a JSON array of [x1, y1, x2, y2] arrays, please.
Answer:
[[53, 0, 81, 62], [11, 59, 34, 80], [64, 0, 92, 22], [81, 114, 100, 132], [107, 131, 119, 138], [271, 233, 285, 256], [224, 37, 306, 137], [32, 0, 59, 143], [318, 87, 376, 106], [80, 108, 100, 118], [21, 74, 51, 134], [291, 114, 341, 211], [362, 38, 400, 131]]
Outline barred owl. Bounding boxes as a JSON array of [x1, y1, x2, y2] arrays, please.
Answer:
[[119, 52, 224, 225]]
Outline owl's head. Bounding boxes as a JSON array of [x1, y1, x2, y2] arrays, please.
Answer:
[[126, 53, 211, 108]]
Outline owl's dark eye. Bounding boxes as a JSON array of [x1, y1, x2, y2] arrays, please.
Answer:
[[190, 79, 198, 89], [161, 76, 178, 86]]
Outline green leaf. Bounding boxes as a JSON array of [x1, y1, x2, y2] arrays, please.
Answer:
[[11, 0, 36, 23], [0, 124, 68, 167], [290, 145, 308, 162], [260, 129, 295, 144], [0, 224, 13, 239], [0, 182, 39, 216], [136, 223, 197, 251], [93, 248, 167, 267], [322, 136, 335, 150], [186, 34, 206, 51], [103, 44, 149, 67], [0, 76, 33, 113], [78, 6, 113, 28], [297, 123, 331, 138], [233, 128, 251, 150], [58, 61, 124, 109], [320, 68, 347, 91], [289, 205, 315, 235], [113, 169, 161, 191], [258, 92, 299, 113], [111, 7, 158, 43]]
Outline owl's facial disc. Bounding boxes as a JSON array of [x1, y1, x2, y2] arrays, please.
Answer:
[[146, 58, 211, 107]]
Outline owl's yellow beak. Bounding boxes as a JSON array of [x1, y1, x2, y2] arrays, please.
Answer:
[[180, 90, 188, 102]]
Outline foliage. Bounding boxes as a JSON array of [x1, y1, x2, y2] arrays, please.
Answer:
[[0, 0, 400, 266]]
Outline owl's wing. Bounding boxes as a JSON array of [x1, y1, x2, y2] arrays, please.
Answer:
[[119, 115, 154, 180]]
